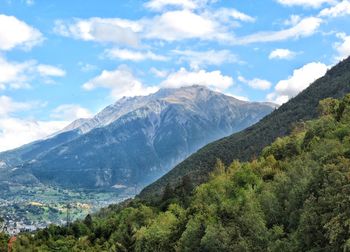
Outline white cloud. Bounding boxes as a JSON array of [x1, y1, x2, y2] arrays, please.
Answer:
[[144, 0, 217, 11], [266, 93, 290, 105], [54, 18, 141, 46], [0, 96, 33, 116], [0, 56, 33, 90], [50, 104, 92, 121], [173, 49, 239, 69], [0, 56, 66, 89], [161, 67, 233, 91], [0, 96, 67, 151], [283, 15, 302, 26], [144, 8, 253, 42], [210, 8, 255, 23], [144, 0, 250, 26], [277, 0, 336, 8], [56, 10, 235, 44], [143, 10, 222, 41], [0, 117, 67, 152], [78, 62, 97, 72], [150, 67, 169, 78], [104, 48, 168, 61], [37, 64, 66, 77], [269, 48, 297, 59], [145, 0, 197, 11], [82, 65, 159, 99], [234, 17, 322, 44], [0, 14, 43, 51], [225, 9, 255, 22], [0, 96, 92, 151], [226, 93, 250, 101], [267, 62, 328, 104], [54, 6, 256, 44], [319, 0, 350, 17], [334, 33, 350, 60], [238, 76, 272, 90]]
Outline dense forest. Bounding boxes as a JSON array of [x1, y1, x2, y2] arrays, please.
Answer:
[[2, 94, 350, 251]]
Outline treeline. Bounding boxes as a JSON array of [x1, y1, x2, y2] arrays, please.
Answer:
[[0, 233, 9, 252], [9, 95, 350, 251]]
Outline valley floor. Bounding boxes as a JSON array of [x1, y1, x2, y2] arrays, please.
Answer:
[[0, 184, 138, 235]]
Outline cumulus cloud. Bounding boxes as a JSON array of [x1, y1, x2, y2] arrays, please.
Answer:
[[0, 14, 43, 51], [144, 0, 219, 11], [144, 8, 253, 42], [283, 15, 302, 26], [104, 48, 168, 61], [0, 96, 93, 151], [54, 18, 141, 46], [233, 17, 322, 44], [150, 67, 169, 78], [238, 76, 272, 90], [161, 67, 233, 91], [78, 62, 97, 72], [37, 64, 66, 77], [54, 5, 254, 44], [277, 0, 336, 8], [145, 0, 197, 11], [173, 49, 239, 69], [143, 10, 224, 41], [0, 96, 69, 151], [269, 48, 297, 59], [82, 65, 159, 99], [0, 96, 33, 116], [0, 56, 33, 90], [0, 56, 66, 89], [0, 117, 67, 151], [267, 62, 328, 104], [334, 33, 350, 60], [319, 0, 350, 17], [50, 104, 92, 121], [209, 8, 255, 23], [144, 0, 254, 27], [226, 93, 250, 102]]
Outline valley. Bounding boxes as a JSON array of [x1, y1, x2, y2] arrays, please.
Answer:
[[0, 86, 275, 235], [0, 184, 135, 235]]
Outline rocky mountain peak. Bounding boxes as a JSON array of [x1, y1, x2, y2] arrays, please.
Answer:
[[0, 85, 276, 190]]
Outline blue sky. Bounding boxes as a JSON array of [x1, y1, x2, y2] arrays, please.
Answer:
[[0, 0, 350, 151]]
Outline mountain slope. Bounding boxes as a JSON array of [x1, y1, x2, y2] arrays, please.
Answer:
[[139, 56, 350, 200], [12, 94, 350, 252], [0, 86, 275, 190]]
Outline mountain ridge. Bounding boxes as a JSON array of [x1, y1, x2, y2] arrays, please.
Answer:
[[139, 56, 350, 201], [0, 85, 275, 190]]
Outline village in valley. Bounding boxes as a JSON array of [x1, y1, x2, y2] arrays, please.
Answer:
[[0, 184, 133, 235]]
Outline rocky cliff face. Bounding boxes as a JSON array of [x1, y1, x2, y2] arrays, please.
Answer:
[[0, 85, 276, 189]]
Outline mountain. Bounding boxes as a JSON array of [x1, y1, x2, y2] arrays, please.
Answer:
[[11, 93, 350, 252], [0, 85, 275, 189], [139, 56, 350, 201]]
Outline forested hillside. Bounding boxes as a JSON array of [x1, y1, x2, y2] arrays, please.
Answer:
[[8, 94, 350, 251], [140, 56, 350, 201]]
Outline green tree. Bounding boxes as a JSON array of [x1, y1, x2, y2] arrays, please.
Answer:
[[84, 214, 93, 229]]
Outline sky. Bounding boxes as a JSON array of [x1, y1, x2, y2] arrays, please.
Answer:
[[0, 0, 350, 151]]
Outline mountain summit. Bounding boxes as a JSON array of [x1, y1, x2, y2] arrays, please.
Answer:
[[0, 85, 275, 190], [140, 56, 350, 201]]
